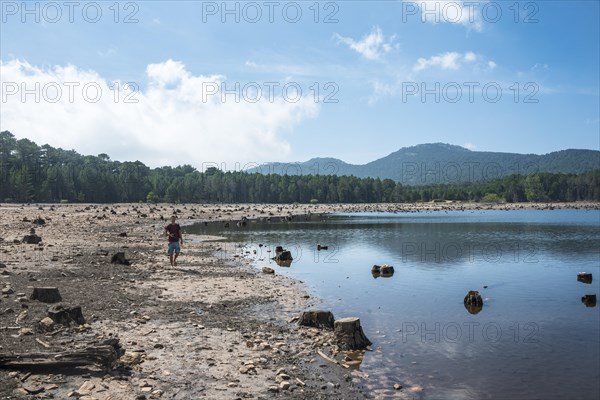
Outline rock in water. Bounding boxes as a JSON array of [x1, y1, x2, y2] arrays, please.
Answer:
[[298, 310, 335, 330], [334, 317, 372, 350]]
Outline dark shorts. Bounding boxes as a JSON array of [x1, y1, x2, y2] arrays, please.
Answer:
[[168, 241, 181, 255]]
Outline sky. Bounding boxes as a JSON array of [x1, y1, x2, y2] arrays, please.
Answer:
[[1, 0, 599, 169]]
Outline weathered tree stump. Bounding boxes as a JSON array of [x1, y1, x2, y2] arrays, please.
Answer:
[[30, 287, 62, 303], [334, 317, 372, 350], [33, 217, 45, 226], [298, 310, 335, 330], [48, 305, 85, 325], [464, 290, 484, 314], [577, 272, 593, 284], [581, 294, 597, 308], [110, 252, 130, 265], [371, 264, 394, 278], [274, 250, 293, 261], [22, 235, 42, 244]]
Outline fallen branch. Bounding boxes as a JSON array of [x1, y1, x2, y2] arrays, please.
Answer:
[[0, 339, 123, 371], [316, 349, 338, 365]]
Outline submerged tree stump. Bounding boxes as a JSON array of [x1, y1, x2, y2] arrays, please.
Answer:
[[577, 272, 593, 284], [298, 310, 335, 330], [464, 290, 484, 314], [30, 287, 62, 303], [334, 317, 372, 350], [581, 294, 597, 308]]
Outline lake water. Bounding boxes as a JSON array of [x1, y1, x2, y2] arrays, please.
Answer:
[[188, 209, 600, 400]]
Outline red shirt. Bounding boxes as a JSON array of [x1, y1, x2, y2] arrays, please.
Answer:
[[165, 223, 181, 243]]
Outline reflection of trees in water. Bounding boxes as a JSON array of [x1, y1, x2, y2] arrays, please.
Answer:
[[190, 215, 600, 267]]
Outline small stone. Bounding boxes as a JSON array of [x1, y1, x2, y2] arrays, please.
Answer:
[[279, 381, 291, 390], [275, 374, 290, 383], [77, 380, 95, 395], [19, 327, 34, 335], [326, 382, 335, 390], [2, 287, 14, 295], [393, 384, 403, 390], [268, 385, 280, 393], [40, 317, 56, 330], [227, 382, 238, 388], [141, 387, 153, 393], [276, 368, 287, 375], [239, 366, 250, 374]]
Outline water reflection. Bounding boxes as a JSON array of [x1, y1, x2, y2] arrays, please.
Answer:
[[188, 209, 600, 400]]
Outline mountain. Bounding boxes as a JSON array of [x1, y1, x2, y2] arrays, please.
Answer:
[[247, 143, 600, 185]]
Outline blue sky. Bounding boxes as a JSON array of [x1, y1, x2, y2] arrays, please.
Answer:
[[1, 1, 598, 168]]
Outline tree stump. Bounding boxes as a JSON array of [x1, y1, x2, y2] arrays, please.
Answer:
[[298, 310, 335, 330], [334, 317, 372, 350], [581, 294, 596, 308], [577, 272, 593, 284], [110, 252, 130, 265], [464, 290, 484, 314], [30, 287, 62, 303], [48, 305, 85, 325], [22, 235, 42, 244]]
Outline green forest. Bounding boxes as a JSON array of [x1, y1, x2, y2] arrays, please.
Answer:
[[1, 131, 598, 204]]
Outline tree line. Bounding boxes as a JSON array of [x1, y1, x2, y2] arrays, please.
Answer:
[[1, 131, 598, 204]]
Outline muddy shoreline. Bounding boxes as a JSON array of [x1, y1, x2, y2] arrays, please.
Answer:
[[1, 202, 598, 400]]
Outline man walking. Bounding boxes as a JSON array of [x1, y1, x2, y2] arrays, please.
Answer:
[[165, 215, 183, 267]]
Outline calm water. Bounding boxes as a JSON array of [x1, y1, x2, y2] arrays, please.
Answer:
[[188, 209, 600, 400]]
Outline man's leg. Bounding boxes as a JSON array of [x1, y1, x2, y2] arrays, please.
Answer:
[[169, 253, 174, 267]]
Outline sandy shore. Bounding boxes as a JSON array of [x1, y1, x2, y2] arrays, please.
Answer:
[[1, 201, 597, 400]]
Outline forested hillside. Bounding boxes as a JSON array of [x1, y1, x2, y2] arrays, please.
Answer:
[[1, 131, 598, 204]]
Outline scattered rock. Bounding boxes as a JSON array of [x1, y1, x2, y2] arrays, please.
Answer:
[[38, 317, 55, 332], [262, 266, 275, 274]]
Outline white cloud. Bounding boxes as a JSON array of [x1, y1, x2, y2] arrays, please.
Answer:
[[464, 142, 477, 150], [403, 0, 485, 32], [413, 51, 494, 72], [414, 52, 462, 71], [0, 59, 319, 168], [335, 26, 397, 61]]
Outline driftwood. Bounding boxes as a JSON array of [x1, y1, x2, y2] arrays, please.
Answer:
[[334, 317, 372, 350], [0, 339, 124, 371]]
